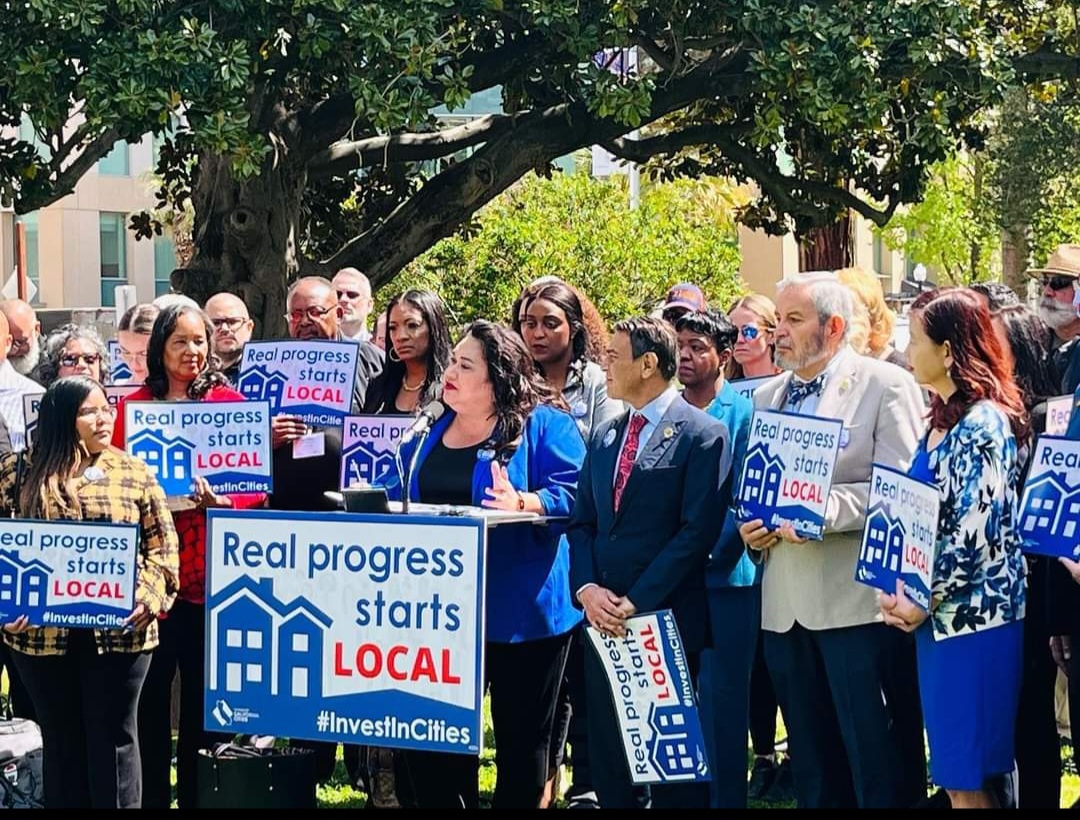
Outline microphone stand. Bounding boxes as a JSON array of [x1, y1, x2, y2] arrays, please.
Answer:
[[396, 427, 431, 515]]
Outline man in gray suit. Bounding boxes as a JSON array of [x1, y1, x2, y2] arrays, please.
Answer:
[[739, 271, 925, 808]]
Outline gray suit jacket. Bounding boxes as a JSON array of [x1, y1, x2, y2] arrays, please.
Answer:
[[752, 347, 925, 632]]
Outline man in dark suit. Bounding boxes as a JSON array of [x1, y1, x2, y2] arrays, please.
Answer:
[[568, 316, 729, 810]]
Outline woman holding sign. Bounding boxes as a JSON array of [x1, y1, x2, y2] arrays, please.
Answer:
[[880, 288, 1028, 809], [110, 304, 268, 809], [0, 375, 179, 807], [362, 289, 452, 416], [380, 321, 585, 809]]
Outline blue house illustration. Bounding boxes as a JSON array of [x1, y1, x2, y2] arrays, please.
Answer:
[[647, 703, 704, 780], [861, 503, 906, 573], [0, 550, 52, 611], [207, 577, 332, 702], [1022, 471, 1080, 542], [128, 429, 195, 488], [343, 440, 396, 487], [740, 443, 785, 508], [238, 366, 289, 414]]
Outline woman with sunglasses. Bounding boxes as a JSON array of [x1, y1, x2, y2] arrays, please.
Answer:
[[34, 324, 109, 387], [110, 304, 267, 809], [727, 295, 781, 381], [0, 376, 179, 807]]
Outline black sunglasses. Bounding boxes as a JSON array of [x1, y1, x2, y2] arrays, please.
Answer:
[[1042, 274, 1077, 291]]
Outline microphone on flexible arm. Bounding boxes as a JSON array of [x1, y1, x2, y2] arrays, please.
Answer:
[[396, 400, 447, 514], [398, 400, 447, 445]]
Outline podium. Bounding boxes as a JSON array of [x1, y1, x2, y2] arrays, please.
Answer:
[[201, 506, 565, 756]]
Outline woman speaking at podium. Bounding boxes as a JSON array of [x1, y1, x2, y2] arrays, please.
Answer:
[[380, 320, 586, 809]]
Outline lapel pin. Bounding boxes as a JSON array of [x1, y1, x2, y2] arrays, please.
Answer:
[[663, 426, 674, 439], [83, 466, 105, 482], [571, 401, 588, 418], [602, 429, 617, 447], [477, 448, 496, 462]]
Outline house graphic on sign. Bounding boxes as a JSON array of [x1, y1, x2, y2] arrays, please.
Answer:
[[648, 702, 706, 779], [1022, 471, 1080, 542], [238, 366, 289, 414], [740, 442, 785, 508], [0, 550, 52, 611], [860, 502, 906, 572], [207, 577, 332, 701], [129, 429, 195, 488], [343, 440, 396, 487]]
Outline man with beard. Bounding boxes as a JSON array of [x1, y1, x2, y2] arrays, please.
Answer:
[[0, 299, 41, 380], [739, 272, 926, 809], [1030, 245, 1080, 393], [204, 292, 254, 385]]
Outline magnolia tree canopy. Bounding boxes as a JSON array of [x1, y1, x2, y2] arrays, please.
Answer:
[[1, 0, 1076, 330]]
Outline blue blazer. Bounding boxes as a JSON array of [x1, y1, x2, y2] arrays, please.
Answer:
[[567, 395, 729, 652], [705, 381, 759, 588], [380, 403, 585, 644]]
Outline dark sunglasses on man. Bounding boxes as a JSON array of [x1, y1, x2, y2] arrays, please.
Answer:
[[1042, 274, 1078, 292]]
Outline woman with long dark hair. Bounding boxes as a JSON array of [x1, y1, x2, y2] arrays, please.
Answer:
[[379, 321, 585, 809], [991, 305, 1064, 808], [110, 304, 267, 809], [0, 376, 179, 807], [362, 289, 451, 415], [513, 281, 621, 442], [880, 288, 1028, 809]]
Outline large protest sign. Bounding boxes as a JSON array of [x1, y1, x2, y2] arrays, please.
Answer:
[[729, 376, 774, 404], [238, 340, 359, 426], [340, 415, 412, 491], [204, 510, 486, 754], [0, 518, 138, 628], [734, 409, 843, 539], [584, 611, 709, 785], [1046, 395, 1075, 437], [107, 339, 133, 383], [1019, 435, 1080, 558], [854, 464, 939, 610], [124, 401, 272, 497]]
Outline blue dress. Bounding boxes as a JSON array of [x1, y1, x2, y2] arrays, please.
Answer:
[[910, 445, 1024, 792]]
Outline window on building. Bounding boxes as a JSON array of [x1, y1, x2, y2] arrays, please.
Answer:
[[13, 213, 40, 305], [98, 140, 130, 176], [18, 114, 50, 160], [154, 235, 176, 297], [99, 213, 128, 307]]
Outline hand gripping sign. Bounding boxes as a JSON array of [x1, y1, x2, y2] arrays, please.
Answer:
[[238, 340, 360, 427]]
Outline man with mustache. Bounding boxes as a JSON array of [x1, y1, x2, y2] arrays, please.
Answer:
[[1031, 245, 1080, 394], [739, 271, 926, 809]]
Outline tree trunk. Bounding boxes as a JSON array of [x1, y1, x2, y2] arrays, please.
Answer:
[[1001, 223, 1031, 298], [798, 213, 853, 271], [170, 152, 311, 339]]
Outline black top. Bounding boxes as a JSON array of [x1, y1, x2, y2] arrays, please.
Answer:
[[269, 426, 344, 512], [417, 439, 482, 506]]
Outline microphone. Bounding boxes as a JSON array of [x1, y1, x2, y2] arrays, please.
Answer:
[[399, 400, 446, 445]]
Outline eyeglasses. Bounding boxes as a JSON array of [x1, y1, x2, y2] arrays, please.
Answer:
[[1042, 274, 1077, 291], [284, 305, 336, 324], [739, 324, 761, 341], [336, 289, 365, 301], [119, 348, 148, 362], [76, 405, 117, 420], [211, 316, 248, 331], [60, 353, 102, 368]]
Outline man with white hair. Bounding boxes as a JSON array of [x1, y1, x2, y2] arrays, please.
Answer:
[[1029, 245, 1080, 393], [332, 267, 374, 343], [739, 272, 925, 809]]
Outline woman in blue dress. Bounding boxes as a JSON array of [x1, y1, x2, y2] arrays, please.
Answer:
[[880, 287, 1028, 809]]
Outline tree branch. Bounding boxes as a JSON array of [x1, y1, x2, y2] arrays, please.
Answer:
[[710, 132, 900, 227], [18, 126, 122, 212], [601, 123, 751, 163], [1014, 48, 1080, 80], [325, 53, 754, 284], [308, 114, 514, 178]]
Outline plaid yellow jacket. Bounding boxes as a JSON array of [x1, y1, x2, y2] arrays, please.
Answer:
[[0, 447, 179, 655]]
